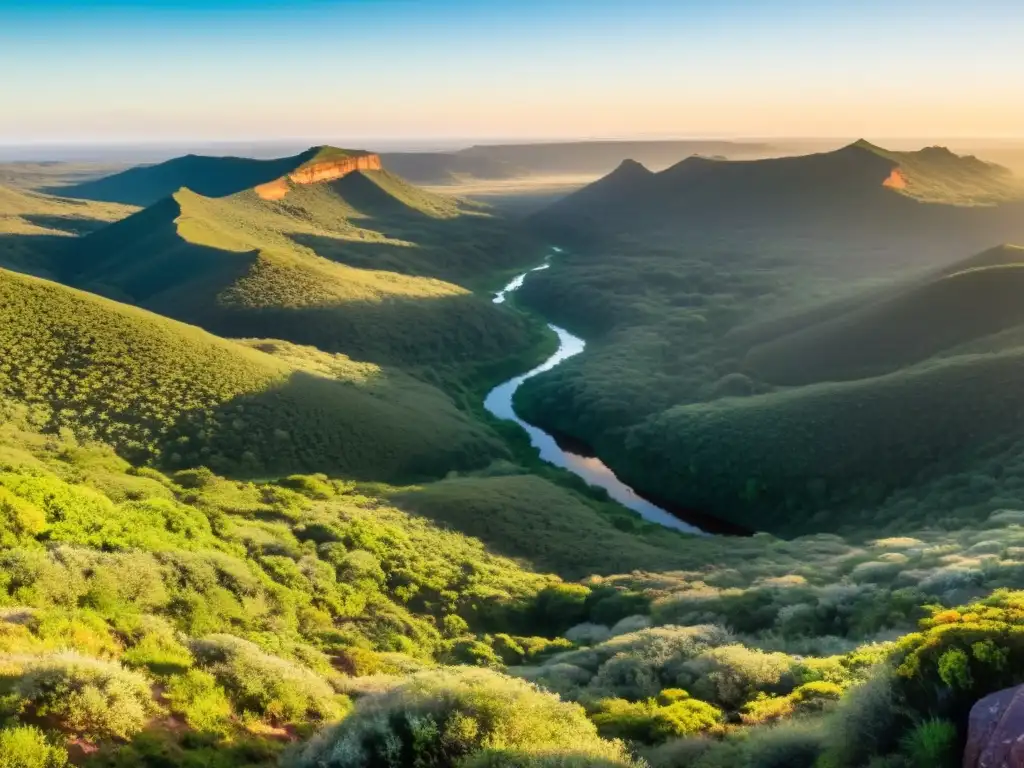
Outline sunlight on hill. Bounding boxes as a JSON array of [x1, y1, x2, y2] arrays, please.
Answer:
[[0, 268, 507, 478]]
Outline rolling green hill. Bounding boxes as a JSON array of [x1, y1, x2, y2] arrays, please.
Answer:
[[0, 184, 136, 275], [515, 145, 1024, 544], [48, 146, 338, 206], [618, 341, 1024, 535], [0, 267, 508, 478], [535, 141, 1024, 271], [745, 245, 1024, 384], [65, 151, 546, 374]]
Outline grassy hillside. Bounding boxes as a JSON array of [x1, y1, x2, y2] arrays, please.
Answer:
[[4, 403, 1024, 768], [390, 473, 706, 578], [0, 268, 508, 479], [746, 245, 1024, 384], [861, 140, 1023, 205], [617, 344, 1024, 535], [66, 160, 546, 375], [49, 147, 328, 206], [516, 239, 1024, 536], [535, 142, 1024, 272], [516, 144, 1024, 542], [0, 184, 136, 275]]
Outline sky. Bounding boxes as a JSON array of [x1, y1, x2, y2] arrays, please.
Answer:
[[2, 0, 1024, 146]]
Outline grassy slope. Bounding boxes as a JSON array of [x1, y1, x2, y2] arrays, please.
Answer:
[[6, 396, 1024, 768], [619, 343, 1024, 534], [0, 184, 136, 275], [535, 143, 1024, 270], [0, 268, 508, 480], [861, 140, 1024, 205], [745, 246, 1024, 384], [67, 167, 546, 373], [48, 147, 324, 206], [515, 145, 1024, 538], [390, 474, 705, 579]]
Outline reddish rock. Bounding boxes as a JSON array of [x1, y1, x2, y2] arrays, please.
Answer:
[[883, 168, 908, 190], [964, 685, 1024, 767], [255, 153, 383, 200]]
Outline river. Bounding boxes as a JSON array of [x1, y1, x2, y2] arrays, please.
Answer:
[[484, 253, 705, 535]]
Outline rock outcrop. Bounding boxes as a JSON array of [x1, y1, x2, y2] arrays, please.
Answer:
[[883, 168, 908, 190], [255, 153, 382, 201], [964, 685, 1024, 767]]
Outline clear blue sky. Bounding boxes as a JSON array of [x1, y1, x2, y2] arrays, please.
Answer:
[[3, 0, 1023, 144]]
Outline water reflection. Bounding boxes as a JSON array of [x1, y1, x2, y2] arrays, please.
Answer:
[[485, 263, 704, 534]]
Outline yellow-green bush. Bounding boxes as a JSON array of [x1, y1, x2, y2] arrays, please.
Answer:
[[284, 667, 637, 768]]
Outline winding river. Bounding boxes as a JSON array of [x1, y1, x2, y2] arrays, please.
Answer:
[[484, 253, 705, 535]]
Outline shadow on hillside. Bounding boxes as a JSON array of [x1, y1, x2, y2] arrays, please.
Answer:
[[186, 290, 540, 370], [67, 198, 258, 303], [21, 212, 119, 235], [0, 232, 70, 277], [160, 368, 505, 483], [290, 220, 531, 285], [77, 726, 288, 767]]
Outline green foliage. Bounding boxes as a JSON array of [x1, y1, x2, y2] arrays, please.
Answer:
[[0, 725, 68, 768], [66, 158, 546, 374], [899, 719, 957, 768], [393, 474, 703, 578], [681, 645, 796, 710], [283, 667, 638, 767], [164, 669, 233, 734], [0, 270, 509, 479], [2, 654, 157, 741], [0, 183, 135, 277], [189, 634, 344, 725], [590, 695, 722, 744]]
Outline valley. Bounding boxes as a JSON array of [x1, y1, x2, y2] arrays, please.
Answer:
[[4, 135, 1024, 768]]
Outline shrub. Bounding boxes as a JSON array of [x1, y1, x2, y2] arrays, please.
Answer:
[[0, 725, 68, 768], [532, 584, 591, 633], [681, 645, 796, 709], [7, 653, 156, 741], [279, 474, 335, 500], [444, 639, 503, 668], [189, 635, 343, 724], [164, 669, 233, 734], [899, 718, 957, 768], [591, 696, 723, 744], [821, 669, 904, 768], [119, 622, 193, 677], [741, 721, 826, 768], [789, 680, 843, 713], [284, 667, 637, 767], [566, 623, 613, 646], [0, 488, 46, 545], [740, 694, 794, 724]]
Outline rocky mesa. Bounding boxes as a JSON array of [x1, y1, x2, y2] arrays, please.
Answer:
[[255, 151, 383, 200]]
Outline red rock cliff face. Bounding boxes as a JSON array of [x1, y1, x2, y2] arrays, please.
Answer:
[[256, 154, 383, 200]]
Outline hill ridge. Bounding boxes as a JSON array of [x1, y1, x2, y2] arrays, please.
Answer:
[[49, 145, 377, 206]]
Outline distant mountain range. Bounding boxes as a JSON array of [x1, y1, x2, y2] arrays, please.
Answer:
[[534, 140, 1024, 270], [50, 140, 780, 204]]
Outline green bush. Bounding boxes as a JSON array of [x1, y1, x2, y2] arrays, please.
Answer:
[[0, 725, 68, 768], [5, 653, 156, 741], [899, 718, 957, 768], [681, 645, 796, 709], [284, 667, 637, 767], [189, 635, 343, 725], [590, 696, 723, 744], [164, 669, 233, 734]]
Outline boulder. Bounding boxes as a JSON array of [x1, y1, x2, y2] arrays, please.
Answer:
[[964, 685, 1024, 767]]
